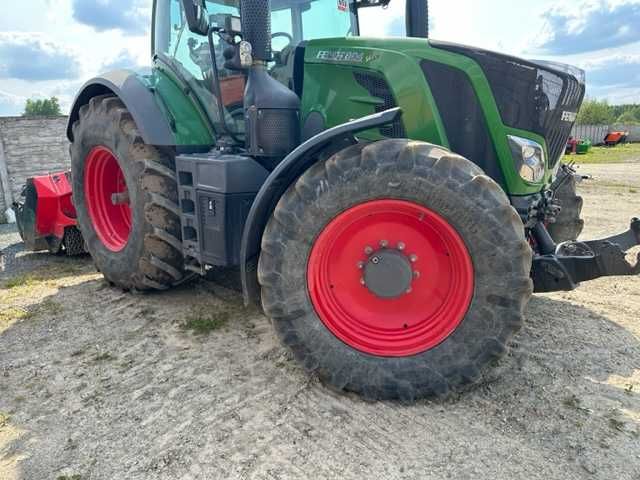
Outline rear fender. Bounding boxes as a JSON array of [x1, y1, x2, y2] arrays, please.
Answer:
[[66, 70, 175, 146], [240, 107, 403, 305]]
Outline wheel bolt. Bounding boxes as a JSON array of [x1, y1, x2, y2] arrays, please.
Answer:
[[364, 246, 373, 255], [357, 261, 364, 269], [360, 277, 366, 285], [406, 287, 412, 294], [413, 271, 420, 278], [410, 254, 418, 263], [380, 240, 388, 248], [397, 242, 406, 251], [371, 256, 380, 264]]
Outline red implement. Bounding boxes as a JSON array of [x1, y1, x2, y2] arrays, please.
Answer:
[[14, 171, 86, 255]]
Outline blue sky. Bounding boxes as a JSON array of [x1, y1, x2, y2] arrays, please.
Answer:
[[0, 0, 639, 116]]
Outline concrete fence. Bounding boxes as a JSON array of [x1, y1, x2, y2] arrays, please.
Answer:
[[0, 116, 70, 222], [571, 124, 640, 144]]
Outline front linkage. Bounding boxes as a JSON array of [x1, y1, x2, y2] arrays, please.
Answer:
[[523, 167, 640, 292], [531, 217, 640, 293]]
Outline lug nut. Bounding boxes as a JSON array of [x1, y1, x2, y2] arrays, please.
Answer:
[[357, 261, 364, 269], [364, 246, 373, 255], [409, 254, 418, 263], [406, 287, 412, 294], [380, 240, 389, 248], [371, 256, 380, 264], [413, 271, 420, 278], [397, 242, 406, 251], [360, 277, 366, 286]]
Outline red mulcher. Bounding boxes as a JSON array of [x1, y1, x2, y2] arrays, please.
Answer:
[[13, 171, 86, 256]]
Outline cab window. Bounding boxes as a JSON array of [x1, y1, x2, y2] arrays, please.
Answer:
[[153, 0, 359, 137]]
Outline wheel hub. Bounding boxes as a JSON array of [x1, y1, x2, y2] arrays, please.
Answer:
[[362, 247, 414, 299], [307, 199, 474, 357]]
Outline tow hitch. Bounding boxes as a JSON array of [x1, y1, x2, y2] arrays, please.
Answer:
[[532, 218, 640, 292]]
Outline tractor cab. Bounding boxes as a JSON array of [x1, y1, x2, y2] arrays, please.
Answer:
[[153, 0, 367, 141]]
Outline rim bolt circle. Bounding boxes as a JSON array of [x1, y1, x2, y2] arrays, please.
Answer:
[[380, 240, 389, 248], [364, 246, 373, 255], [397, 242, 406, 251]]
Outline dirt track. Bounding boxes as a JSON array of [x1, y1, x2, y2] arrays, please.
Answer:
[[1, 161, 639, 480]]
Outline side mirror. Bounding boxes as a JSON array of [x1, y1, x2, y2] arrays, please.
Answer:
[[181, 0, 209, 35]]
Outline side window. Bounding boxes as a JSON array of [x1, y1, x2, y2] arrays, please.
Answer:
[[156, 0, 244, 136]]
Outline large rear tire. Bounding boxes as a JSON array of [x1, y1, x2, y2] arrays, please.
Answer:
[[70, 95, 185, 291], [258, 139, 533, 400]]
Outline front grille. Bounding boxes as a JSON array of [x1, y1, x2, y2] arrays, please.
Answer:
[[353, 71, 406, 138], [431, 41, 585, 168]]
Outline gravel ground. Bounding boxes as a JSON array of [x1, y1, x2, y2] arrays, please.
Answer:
[[0, 162, 639, 480]]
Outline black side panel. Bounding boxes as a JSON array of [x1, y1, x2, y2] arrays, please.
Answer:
[[421, 60, 505, 186], [353, 71, 406, 138], [66, 70, 175, 146], [176, 152, 269, 270]]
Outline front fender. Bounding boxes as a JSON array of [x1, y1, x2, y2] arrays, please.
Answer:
[[66, 69, 176, 146], [240, 107, 403, 305]]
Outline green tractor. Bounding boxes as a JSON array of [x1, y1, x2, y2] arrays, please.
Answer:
[[67, 0, 640, 400]]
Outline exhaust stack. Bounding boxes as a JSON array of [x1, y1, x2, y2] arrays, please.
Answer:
[[241, 0, 301, 165]]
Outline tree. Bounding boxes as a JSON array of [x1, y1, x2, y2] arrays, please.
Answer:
[[23, 97, 62, 117], [616, 111, 640, 125], [576, 99, 614, 125]]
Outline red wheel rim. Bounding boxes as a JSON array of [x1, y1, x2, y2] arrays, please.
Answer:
[[307, 199, 474, 357], [84, 146, 132, 252]]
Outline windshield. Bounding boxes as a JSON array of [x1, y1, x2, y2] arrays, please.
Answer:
[[153, 0, 359, 140]]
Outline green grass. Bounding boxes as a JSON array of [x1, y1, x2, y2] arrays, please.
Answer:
[[3, 273, 40, 289], [181, 306, 232, 335], [571, 143, 640, 164]]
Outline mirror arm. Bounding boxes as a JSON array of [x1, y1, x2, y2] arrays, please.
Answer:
[[181, 0, 209, 35]]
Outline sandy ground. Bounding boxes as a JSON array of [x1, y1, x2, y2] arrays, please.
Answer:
[[0, 162, 639, 480]]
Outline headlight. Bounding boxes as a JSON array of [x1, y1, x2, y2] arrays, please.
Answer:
[[507, 135, 545, 183]]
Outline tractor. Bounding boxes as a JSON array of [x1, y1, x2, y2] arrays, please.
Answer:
[[66, 0, 640, 400]]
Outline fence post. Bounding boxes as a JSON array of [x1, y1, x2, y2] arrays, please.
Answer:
[[0, 126, 15, 212]]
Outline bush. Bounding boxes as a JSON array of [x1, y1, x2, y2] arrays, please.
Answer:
[[23, 97, 62, 117]]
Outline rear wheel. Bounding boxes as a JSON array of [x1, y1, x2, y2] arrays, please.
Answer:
[[70, 95, 186, 290], [258, 139, 533, 400]]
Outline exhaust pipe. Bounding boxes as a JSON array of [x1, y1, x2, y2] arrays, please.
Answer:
[[405, 0, 428, 38], [240, 0, 301, 165], [240, 0, 272, 62]]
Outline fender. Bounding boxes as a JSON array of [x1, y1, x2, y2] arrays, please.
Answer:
[[66, 69, 175, 146], [240, 107, 403, 305]]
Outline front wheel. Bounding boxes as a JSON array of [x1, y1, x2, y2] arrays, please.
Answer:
[[258, 139, 533, 400]]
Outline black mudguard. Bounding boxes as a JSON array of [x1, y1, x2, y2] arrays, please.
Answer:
[[66, 70, 175, 146], [240, 107, 403, 305]]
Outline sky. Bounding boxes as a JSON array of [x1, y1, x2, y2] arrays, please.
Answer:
[[0, 0, 639, 116]]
